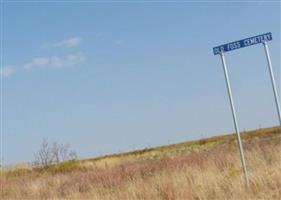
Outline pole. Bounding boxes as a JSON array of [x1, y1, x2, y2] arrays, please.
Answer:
[[263, 42, 281, 126], [220, 53, 250, 187]]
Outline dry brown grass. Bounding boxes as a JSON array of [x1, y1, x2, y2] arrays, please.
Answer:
[[1, 127, 281, 199]]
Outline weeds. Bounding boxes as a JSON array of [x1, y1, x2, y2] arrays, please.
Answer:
[[1, 126, 280, 199]]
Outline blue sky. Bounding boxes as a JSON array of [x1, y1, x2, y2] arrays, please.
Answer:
[[1, 1, 280, 165]]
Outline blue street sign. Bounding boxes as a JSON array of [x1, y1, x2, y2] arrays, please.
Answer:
[[213, 32, 272, 55]]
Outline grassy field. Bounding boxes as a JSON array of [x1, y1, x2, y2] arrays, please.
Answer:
[[1, 126, 281, 199]]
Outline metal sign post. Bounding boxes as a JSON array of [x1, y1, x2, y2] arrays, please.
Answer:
[[263, 42, 281, 126], [220, 53, 250, 187], [213, 32, 279, 187]]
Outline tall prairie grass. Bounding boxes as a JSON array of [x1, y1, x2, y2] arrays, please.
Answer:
[[1, 127, 280, 199]]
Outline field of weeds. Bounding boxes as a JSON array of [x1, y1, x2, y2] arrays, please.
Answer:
[[1, 127, 281, 199]]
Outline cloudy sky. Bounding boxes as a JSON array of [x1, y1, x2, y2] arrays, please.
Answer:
[[1, 1, 280, 164]]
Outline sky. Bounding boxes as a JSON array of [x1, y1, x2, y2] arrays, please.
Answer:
[[0, 0, 280, 165]]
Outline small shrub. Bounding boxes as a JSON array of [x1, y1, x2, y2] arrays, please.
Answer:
[[34, 138, 77, 166], [40, 161, 81, 174]]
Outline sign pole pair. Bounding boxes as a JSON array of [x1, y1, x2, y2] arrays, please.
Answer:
[[214, 33, 281, 187]]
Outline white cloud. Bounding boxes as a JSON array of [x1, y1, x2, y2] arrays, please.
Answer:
[[24, 52, 86, 70], [0, 66, 16, 78], [52, 37, 82, 48]]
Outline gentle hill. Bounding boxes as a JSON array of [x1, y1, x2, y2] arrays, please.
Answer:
[[1, 126, 281, 199], [82, 126, 280, 168]]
